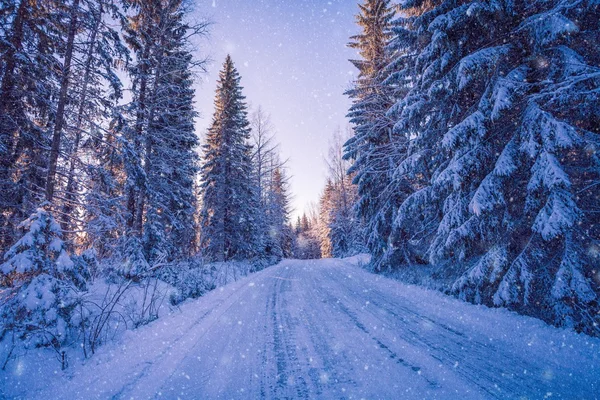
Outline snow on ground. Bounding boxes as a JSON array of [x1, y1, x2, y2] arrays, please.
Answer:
[[2, 257, 599, 399]]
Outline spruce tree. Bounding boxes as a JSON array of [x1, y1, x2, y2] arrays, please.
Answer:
[[45, 0, 82, 204], [265, 167, 291, 259], [122, 0, 159, 233], [58, 0, 129, 245], [344, 0, 399, 270], [0, 207, 83, 351], [84, 129, 128, 259], [123, 0, 206, 260], [200, 56, 257, 262], [384, 0, 599, 332], [0, 0, 63, 251], [142, 3, 200, 261]]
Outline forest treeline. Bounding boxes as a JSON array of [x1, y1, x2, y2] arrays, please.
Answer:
[[342, 0, 599, 334], [0, 0, 306, 366]]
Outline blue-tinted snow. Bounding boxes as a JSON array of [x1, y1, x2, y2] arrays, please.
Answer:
[[3, 257, 598, 399]]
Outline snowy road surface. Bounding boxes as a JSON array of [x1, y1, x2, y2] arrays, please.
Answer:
[[24, 258, 600, 399]]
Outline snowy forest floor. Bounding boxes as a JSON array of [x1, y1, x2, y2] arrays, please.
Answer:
[[2, 257, 599, 399]]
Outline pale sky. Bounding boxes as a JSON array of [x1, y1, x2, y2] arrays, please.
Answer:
[[193, 0, 359, 218]]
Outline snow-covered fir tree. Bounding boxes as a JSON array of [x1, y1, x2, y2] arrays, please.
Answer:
[[0, 0, 64, 251], [45, 0, 85, 205], [123, 0, 206, 261], [0, 207, 84, 354], [265, 167, 293, 259], [200, 56, 258, 262], [381, 0, 599, 332], [84, 117, 128, 260], [56, 0, 129, 245], [344, 0, 402, 270], [142, 6, 201, 261], [122, 0, 155, 235]]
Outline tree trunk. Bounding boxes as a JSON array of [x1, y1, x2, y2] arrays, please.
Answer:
[[135, 5, 167, 234], [127, 41, 150, 231], [0, 0, 28, 251], [0, 0, 27, 171], [45, 0, 81, 202], [62, 1, 103, 233]]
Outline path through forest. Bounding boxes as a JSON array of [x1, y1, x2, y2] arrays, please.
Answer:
[[30, 258, 600, 399]]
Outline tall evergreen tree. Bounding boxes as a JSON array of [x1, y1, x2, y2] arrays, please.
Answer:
[[200, 56, 257, 262], [57, 0, 128, 245], [122, 0, 158, 234], [383, 0, 599, 332], [45, 0, 82, 204], [84, 118, 128, 259], [265, 167, 292, 259], [344, 0, 400, 270], [123, 0, 206, 260], [0, 0, 63, 251], [142, 2, 200, 261]]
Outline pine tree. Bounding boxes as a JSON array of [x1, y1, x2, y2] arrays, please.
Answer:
[[200, 56, 257, 262], [122, 0, 158, 233], [45, 0, 82, 204], [83, 118, 128, 260], [0, 0, 63, 251], [58, 0, 129, 244], [123, 0, 207, 260], [384, 0, 599, 332], [142, 4, 201, 260], [265, 167, 291, 259], [344, 0, 400, 270]]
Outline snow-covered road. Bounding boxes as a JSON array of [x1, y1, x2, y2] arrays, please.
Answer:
[[26, 258, 600, 399]]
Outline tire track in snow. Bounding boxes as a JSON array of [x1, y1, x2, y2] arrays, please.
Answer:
[[113, 279, 258, 400], [325, 262, 550, 399], [298, 263, 359, 395], [310, 278, 440, 390], [270, 264, 309, 399]]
